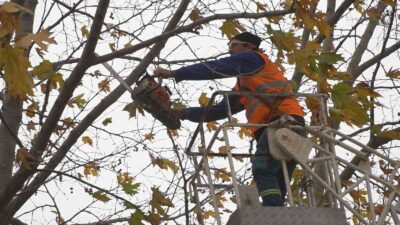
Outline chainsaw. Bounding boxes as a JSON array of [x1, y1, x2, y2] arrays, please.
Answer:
[[131, 74, 181, 130]]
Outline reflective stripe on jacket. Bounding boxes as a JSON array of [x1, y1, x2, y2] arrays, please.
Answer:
[[237, 51, 304, 133]]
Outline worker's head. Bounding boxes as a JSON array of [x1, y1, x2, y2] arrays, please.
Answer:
[[228, 32, 261, 55]]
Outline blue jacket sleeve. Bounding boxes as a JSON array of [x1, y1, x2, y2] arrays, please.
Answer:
[[173, 51, 264, 82], [183, 94, 244, 122]]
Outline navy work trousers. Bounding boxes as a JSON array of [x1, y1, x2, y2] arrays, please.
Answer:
[[251, 116, 305, 206]]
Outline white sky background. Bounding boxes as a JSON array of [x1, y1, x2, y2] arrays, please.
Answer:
[[0, 0, 399, 224]]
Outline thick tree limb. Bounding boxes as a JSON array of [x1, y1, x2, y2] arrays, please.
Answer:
[[0, 0, 110, 221], [348, 1, 387, 82], [0, 0, 35, 196], [353, 40, 400, 79], [0, 0, 191, 221], [340, 126, 400, 181]]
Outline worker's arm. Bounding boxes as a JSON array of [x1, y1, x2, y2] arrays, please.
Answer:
[[172, 51, 264, 82], [181, 94, 244, 122]]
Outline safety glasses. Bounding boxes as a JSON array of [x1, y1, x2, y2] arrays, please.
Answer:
[[228, 40, 249, 49]]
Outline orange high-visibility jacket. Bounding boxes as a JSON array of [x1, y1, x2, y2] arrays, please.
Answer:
[[236, 51, 304, 133]]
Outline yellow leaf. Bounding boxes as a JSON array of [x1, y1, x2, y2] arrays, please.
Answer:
[[219, 20, 245, 38], [254, 1, 267, 12], [124, 42, 133, 48], [83, 163, 98, 176], [82, 136, 93, 146], [0, 9, 19, 37], [198, 92, 210, 107], [216, 193, 227, 208], [92, 191, 111, 202], [203, 210, 216, 220], [50, 72, 64, 90], [63, 117, 75, 129], [206, 121, 218, 132], [377, 130, 400, 140], [16, 148, 31, 170], [238, 127, 252, 138], [315, 20, 331, 37], [0, 43, 33, 99], [215, 168, 231, 182], [81, 25, 89, 39], [382, 0, 396, 7], [16, 30, 57, 51], [189, 8, 203, 21], [32, 60, 54, 80], [149, 154, 178, 173], [144, 133, 154, 140]]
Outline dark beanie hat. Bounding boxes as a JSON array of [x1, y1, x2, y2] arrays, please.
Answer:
[[232, 32, 262, 49]]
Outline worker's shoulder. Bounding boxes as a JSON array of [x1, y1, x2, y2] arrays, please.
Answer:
[[230, 51, 264, 63]]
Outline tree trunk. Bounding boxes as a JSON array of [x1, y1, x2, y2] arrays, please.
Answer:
[[0, 0, 36, 194]]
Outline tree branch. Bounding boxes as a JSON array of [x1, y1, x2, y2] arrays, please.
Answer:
[[0, 0, 111, 220]]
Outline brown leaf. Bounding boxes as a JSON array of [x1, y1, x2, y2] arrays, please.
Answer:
[[16, 148, 31, 170], [16, 30, 57, 51], [206, 121, 218, 132], [189, 8, 203, 21]]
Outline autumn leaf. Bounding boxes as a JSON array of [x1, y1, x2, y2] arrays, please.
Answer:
[[0, 2, 32, 14], [189, 8, 203, 21], [32, 60, 54, 80], [82, 136, 93, 146], [98, 79, 111, 93], [122, 182, 140, 196], [109, 43, 116, 52], [219, 20, 245, 38], [349, 189, 367, 204], [26, 101, 38, 117], [129, 211, 146, 225], [215, 168, 231, 182], [198, 92, 211, 107], [148, 213, 161, 225], [238, 127, 252, 138], [16, 148, 31, 170], [206, 121, 218, 131], [150, 187, 174, 216], [216, 193, 227, 208], [81, 25, 89, 39], [149, 154, 179, 173], [117, 172, 133, 184], [203, 210, 216, 219], [377, 130, 400, 140], [0, 6, 19, 37], [144, 133, 154, 140], [83, 163, 98, 176], [92, 191, 111, 203], [0, 43, 33, 99], [386, 69, 400, 79], [102, 117, 112, 126], [253, 1, 267, 12], [123, 102, 145, 118], [16, 29, 57, 51], [267, 26, 299, 53], [68, 94, 87, 109], [63, 117, 75, 129], [315, 20, 331, 37], [330, 82, 369, 127]]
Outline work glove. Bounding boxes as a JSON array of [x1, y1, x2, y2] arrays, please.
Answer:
[[169, 108, 186, 121], [154, 67, 173, 79]]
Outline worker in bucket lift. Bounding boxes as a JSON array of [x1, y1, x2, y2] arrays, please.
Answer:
[[154, 32, 305, 207]]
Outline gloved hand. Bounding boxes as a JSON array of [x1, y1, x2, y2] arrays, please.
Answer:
[[154, 67, 173, 79], [169, 108, 186, 121]]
